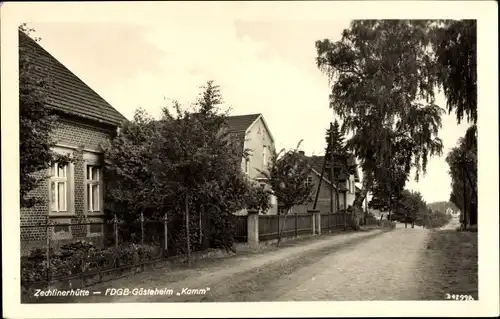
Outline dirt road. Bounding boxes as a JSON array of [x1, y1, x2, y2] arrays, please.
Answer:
[[53, 227, 449, 303]]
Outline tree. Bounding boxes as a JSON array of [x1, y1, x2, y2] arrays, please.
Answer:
[[445, 124, 477, 227], [387, 189, 427, 228], [323, 119, 350, 213], [103, 81, 255, 256], [315, 20, 444, 229], [260, 141, 314, 246], [424, 207, 452, 229], [102, 108, 157, 218], [429, 20, 477, 125], [19, 24, 71, 208]]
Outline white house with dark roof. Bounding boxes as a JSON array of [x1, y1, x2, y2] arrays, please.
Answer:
[[225, 113, 278, 215], [19, 31, 127, 250]]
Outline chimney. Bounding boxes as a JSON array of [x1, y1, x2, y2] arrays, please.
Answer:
[[298, 150, 305, 156]]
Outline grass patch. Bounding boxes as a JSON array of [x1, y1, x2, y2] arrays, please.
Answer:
[[420, 230, 478, 300]]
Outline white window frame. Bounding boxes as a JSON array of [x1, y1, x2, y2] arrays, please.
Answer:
[[86, 165, 101, 213], [262, 146, 267, 166], [50, 163, 68, 212], [48, 147, 75, 217], [245, 157, 251, 175], [270, 194, 277, 205], [305, 175, 313, 187], [87, 217, 104, 237], [51, 218, 72, 240], [84, 161, 104, 216]]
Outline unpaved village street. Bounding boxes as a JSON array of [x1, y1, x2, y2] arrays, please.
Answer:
[[53, 227, 458, 303]]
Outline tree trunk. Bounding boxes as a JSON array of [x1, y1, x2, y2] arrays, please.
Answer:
[[405, 222, 407, 228], [277, 208, 291, 247], [185, 193, 191, 266], [350, 174, 372, 230], [411, 222, 415, 228], [201, 205, 210, 250]]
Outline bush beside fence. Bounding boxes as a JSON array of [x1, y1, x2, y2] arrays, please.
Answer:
[[20, 214, 167, 299]]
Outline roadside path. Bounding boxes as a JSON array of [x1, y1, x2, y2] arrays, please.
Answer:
[[74, 229, 388, 302], [55, 227, 440, 302]]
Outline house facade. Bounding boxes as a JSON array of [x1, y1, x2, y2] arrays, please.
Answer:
[[293, 157, 337, 214], [19, 31, 126, 248], [226, 113, 278, 215], [304, 154, 359, 214]]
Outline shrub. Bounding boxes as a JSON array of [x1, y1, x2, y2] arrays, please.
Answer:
[[20, 241, 161, 290]]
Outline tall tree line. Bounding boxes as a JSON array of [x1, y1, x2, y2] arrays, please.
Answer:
[[314, 20, 477, 229]]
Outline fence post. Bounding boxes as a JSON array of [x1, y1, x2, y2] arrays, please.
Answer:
[[308, 209, 319, 235], [277, 213, 280, 238], [163, 212, 168, 255], [344, 210, 347, 230], [247, 210, 259, 249], [113, 214, 119, 248], [140, 211, 145, 245], [328, 213, 330, 233], [316, 212, 322, 235], [295, 213, 298, 237]]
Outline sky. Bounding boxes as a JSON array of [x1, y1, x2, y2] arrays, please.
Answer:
[[26, 18, 471, 204]]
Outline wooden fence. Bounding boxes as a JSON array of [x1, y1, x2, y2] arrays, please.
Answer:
[[258, 214, 317, 241]]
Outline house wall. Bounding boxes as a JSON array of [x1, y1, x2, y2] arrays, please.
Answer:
[[238, 116, 278, 215], [345, 174, 356, 208], [241, 117, 274, 178], [294, 171, 337, 214], [20, 116, 115, 250]]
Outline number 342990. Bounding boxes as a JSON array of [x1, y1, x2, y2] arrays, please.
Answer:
[[445, 293, 475, 301]]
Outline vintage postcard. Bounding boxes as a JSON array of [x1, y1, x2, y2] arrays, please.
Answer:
[[1, 1, 498, 318]]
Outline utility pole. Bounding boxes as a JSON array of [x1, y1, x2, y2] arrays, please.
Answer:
[[313, 142, 330, 210]]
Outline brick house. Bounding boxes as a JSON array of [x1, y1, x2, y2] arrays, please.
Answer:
[[19, 31, 126, 249], [226, 113, 278, 215]]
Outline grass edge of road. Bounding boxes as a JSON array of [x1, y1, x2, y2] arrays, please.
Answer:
[[418, 229, 478, 300]]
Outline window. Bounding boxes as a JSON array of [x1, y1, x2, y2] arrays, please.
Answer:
[[86, 165, 101, 213], [304, 175, 313, 187], [262, 146, 267, 166], [50, 163, 68, 212], [245, 158, 250, 175], [270, 195, 277, 205]]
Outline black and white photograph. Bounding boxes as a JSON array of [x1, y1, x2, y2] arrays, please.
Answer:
[[2, 1, 498, 318]]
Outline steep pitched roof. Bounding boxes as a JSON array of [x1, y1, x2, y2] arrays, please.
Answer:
[[305, 154, 360, 183], [19, 31, 127, 127], [226, 113, 261, 135], [225, 113, 269, 151]]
